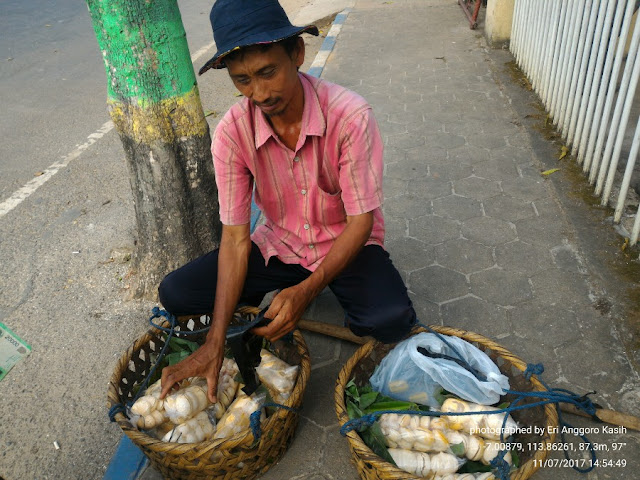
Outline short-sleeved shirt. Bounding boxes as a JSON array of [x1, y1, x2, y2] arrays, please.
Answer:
[[212, 72, 385, 272]]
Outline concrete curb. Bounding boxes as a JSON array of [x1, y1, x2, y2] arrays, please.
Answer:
[[307, 8, 352, 78]]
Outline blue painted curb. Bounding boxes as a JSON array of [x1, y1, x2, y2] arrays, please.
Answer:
[[308, 7, 351, 78], [103, 436, 148, 480]]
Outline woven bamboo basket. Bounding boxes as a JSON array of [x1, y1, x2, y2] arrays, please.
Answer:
[[335, 325, 559, 480], [107, 306, 310, 480]]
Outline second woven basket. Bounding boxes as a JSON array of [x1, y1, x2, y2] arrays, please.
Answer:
[[107, 306, 311, 480], [335, 325, 559, 480]]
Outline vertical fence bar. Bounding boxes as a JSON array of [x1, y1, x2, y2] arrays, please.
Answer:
[[523, 1, 537, 78], [515, 1, 527, 70], [555, 0, 584, 128], [600, 18, 640, 202], [573, 0, 616, 158], [567, 0, 603, 146], [615, 115, 640, 223], [531, 0, 551, 92], [511, 0, 521, 60], [550, 0, 578, 121], [528, 0, 543, 88], [539, 0, 562, 106], [561, 0, 594, 140], [532, 0, 548, 87], [511, 0, 522, 62], [517, 0, 528, 62], [544, 0, 569, 109], [580, 0, 627, 169], [589, 0, 638, 183], [632, 181, 640, 244]]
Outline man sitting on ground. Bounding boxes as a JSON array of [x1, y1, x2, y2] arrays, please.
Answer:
[[159, 0, 416, 402]]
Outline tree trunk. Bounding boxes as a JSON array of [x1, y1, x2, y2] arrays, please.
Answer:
[[86, 0, 221, 299]]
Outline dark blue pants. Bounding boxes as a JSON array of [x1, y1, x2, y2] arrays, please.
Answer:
[[158, 243, 416, 343]]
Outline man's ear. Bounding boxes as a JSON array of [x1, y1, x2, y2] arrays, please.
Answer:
[[294, 36, 305, 69]]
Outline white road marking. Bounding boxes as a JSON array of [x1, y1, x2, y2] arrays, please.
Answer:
[[191, 41, 215, 62], [0, 43, 217, 219], [0, 120, 114, 217]]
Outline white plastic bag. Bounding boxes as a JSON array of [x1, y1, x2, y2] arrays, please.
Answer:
[[370, 332, 509, 407], [213, 391, 266, 440], [255, 349, 299, 403]]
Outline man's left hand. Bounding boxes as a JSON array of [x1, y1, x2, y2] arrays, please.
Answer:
[[251, 284, 313, 341]]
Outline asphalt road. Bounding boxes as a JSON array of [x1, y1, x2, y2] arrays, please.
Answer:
[[0, 0, 224, 201], [0, 0, 345, 478]]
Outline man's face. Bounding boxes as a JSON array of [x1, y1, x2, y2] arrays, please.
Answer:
[[225, 39, 305, 117]]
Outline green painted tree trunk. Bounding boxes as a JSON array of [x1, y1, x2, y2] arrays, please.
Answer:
[[86, 0, 221, 299]]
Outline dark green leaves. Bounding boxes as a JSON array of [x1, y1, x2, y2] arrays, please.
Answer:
[[361, 421, 396, 465], [167, 335, 199, 353]]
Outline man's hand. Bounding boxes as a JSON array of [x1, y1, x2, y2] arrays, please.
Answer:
[[252, 284, 313, 341], [160, 340, 224, 403]]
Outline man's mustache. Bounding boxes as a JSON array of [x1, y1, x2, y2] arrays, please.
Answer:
[[253, 98, 280, 108]]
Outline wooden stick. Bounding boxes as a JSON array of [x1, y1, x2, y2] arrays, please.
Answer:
[[297, 318, 640, 432], [560, 403, 640, 432], [297, 319, 370, 345]]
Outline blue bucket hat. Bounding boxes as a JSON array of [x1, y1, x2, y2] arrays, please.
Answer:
[[199, 0, 319, 75]]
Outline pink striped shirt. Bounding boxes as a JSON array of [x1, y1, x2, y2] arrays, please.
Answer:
[[212, 72, 385, 271]]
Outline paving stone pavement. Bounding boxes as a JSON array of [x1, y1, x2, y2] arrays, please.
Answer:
[[142, 1, 640, 479]]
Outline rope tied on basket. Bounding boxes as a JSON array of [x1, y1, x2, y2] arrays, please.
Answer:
[[109, 308, 181, 422], [108, 403, 127, 422], [249, 402, 299, 441], [523, 362, 544, 380], [490, 453, 512, 480]]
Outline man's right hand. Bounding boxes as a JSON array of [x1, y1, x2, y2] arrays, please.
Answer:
[[160, 340, 224, 403]]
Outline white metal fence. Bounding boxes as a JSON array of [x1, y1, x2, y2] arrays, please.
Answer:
[[510, 0, 640, 244]]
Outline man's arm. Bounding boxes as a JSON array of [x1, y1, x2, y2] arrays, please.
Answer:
[[252, 211, 374, 342], [161, 223, 251, 402]]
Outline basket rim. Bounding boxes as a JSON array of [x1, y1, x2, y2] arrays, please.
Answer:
[[107, 306, 311, 455], [334, 324, 560, 480]]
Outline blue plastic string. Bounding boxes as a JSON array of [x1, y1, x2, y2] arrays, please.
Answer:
[[109, 308, 186, 421], [250, 402, 299, 441]]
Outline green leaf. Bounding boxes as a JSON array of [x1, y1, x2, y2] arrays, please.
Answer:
[[359, 391, 379, 410], [347, 399, 364, 421], [497, 401, 511, 409], [457, 460, 492, 474], [558, 145, 569, 160], [512, 450, 520, 468], [164, 350, 190, 366], [358, 384, 375, 395], [364, 400, 417, 414], [541, 168, 560, 176], [434, 388, 448, 406], [345, 378, 360, 402], [450, 442, 465, 457], [360, 421, 396, 465], [168, 336, 199, 353]]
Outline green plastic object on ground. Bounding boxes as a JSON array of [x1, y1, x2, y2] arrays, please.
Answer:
[[0, 322, 31, 381]]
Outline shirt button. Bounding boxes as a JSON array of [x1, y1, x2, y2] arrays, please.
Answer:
[[294, 156, 300, 162], [301, 189, 307, 195], [308, 244, 315, 249], [303, 223, 310, 230]]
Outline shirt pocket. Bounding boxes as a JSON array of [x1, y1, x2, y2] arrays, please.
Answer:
[[314, 188, 347, 227], [317, 166, 341, 196]]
